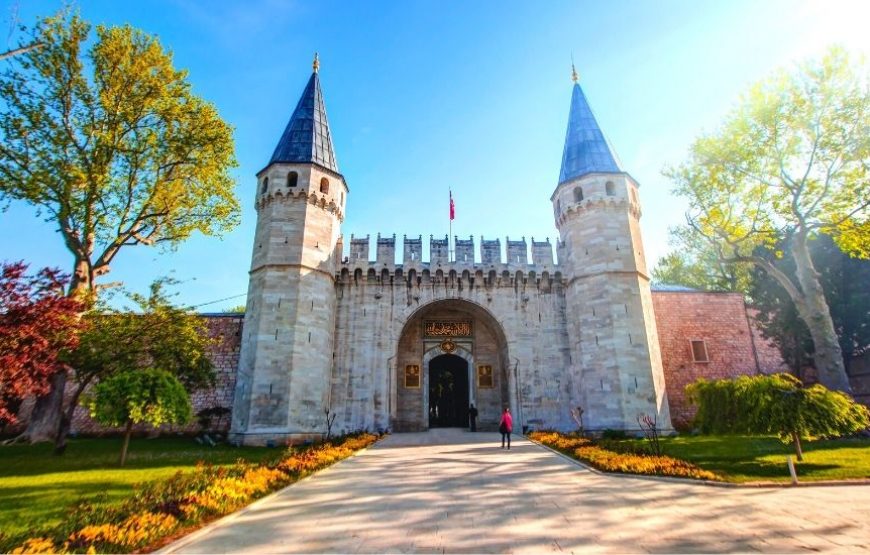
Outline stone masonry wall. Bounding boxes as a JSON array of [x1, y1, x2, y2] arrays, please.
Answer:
[[554, 172, 671, 431], [11, 291, 788, 438], [330, 234, 573, 435], [69, 315, 242, 435]]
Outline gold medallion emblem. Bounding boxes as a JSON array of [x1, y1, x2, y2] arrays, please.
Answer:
[[440, 339, 456, 353]]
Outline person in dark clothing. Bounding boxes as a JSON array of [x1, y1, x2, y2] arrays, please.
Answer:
[[498, 407, 513, 449], [468, 403, 478, 432]]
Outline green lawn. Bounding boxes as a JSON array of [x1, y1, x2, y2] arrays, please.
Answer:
[[626, 434, 870, 483], [0, 437, 279, 539]]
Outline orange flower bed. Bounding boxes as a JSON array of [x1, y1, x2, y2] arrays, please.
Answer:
[[529, 431, 720, 481], [8, 433, 379, 554], [67, 511, 179, 551]]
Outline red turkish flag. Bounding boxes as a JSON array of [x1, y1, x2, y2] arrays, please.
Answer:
[[449, 190, 455, 221]]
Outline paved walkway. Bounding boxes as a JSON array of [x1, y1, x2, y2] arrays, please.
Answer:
[[163, 430, 870, 553]]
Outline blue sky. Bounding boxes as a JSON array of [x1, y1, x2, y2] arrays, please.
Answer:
[[1, 0, 868, 310]]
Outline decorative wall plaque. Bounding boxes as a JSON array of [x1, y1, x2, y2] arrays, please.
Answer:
[[424, 321, 472, 337], [404, 365, 420, 388], [478, 365, 494, 388]]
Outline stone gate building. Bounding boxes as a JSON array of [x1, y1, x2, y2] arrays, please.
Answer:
[[228, 58, 765, 446]]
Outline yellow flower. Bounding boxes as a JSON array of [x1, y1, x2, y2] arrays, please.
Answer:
[[11, 537, 60, 554]]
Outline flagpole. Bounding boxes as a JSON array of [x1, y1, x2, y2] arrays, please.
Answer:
[[449, 189, 453, 262]]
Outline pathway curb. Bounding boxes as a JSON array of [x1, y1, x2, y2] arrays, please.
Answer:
[[527, 436, 870, 488]]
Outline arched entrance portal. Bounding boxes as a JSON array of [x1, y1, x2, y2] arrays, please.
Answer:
[[428, 354, 469, 427], [393, 298, 511, 432]]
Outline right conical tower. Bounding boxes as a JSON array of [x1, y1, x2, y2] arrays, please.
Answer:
[[551, 71, 672, 431]]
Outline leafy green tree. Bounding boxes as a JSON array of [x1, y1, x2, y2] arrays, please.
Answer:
[[751, 234, 870, 379], [86, 368, 192, 465], [666, 47, 869, 394], [652, 227, 752, 292], [54, 278, 215, 454], [0, 13, 238, 441], [687, 373, 870, 460]]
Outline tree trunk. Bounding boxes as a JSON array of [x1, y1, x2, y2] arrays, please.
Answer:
[[24, 371, 67, 443], [790, 236, 852, 393], [53, 380, 90, 456], [25, 267, 92, 445], [119, 420, 133, 466], [791, 431, 804, 462]]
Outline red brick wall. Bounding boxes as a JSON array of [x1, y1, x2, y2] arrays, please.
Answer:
[[651, 291, 784, 429], [745, 308, 790, 375], [69, 314, 242, 435]]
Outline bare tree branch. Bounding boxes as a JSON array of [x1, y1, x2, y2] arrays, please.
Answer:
[[0, 42, 42, 61]]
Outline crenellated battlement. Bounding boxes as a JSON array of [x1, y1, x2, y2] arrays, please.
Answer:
[[341, 233, 561, 274]]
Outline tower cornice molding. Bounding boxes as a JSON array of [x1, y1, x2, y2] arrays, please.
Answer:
[[255, 189, 345, 222], [555, 196, 641, 229], [564, 269, 652, 287], [249, 263, 336, 282]]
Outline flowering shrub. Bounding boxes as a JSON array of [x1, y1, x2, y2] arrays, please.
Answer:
[[7, 433, 379, 554], [10, 538, 60, 554], [529, 431, 720, 481], [187, 466, 289, 515], [67, 511, 179, 552]]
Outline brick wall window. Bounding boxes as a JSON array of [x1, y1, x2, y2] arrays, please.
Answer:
[[287, 172, 298, 187], [478, 365, 494, 388], [404, 365, 420, 388], [691, 339, 709, 363], [320, 177, 329, 194]]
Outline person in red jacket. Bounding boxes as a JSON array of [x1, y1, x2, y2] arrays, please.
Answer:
[[498, 407, 513, 449]]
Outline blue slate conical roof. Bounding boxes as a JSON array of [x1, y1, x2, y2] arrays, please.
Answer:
[[269, 71, 339, 172], [558, 82, 621, 184]]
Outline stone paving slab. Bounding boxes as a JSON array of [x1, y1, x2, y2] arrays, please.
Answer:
[[162, 429, 870, 553]]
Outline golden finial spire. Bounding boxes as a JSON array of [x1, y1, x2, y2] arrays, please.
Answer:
[[571, 54, 579, 83], [313, 52, 320, 73]]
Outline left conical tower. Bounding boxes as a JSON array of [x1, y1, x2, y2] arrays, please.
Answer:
[[231, 55, 347, 445]]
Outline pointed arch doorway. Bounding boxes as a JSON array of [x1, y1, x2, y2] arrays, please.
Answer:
[[393, 298, 512, 433], [428, 354, 469, 427]]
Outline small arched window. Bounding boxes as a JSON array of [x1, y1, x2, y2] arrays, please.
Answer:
[[287, 172, 298, 188], [320, 177, 329, 194], [556, 199, 562, 213], [605, 181, 615, 196], [573, 187, 584, 202], [262, 177, 269, 194]]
